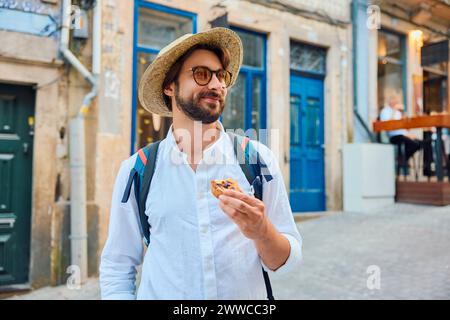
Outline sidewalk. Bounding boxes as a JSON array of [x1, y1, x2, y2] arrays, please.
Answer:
[[6, 203, 450, 300], [6, 278, 100, 300], [272, 203, 450, 299]]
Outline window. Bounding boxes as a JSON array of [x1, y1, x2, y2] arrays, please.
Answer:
[[423, 71, 447, 114], [290, 42, 326, 75], [138, 8, 192, 50], [222, 28, 266, 136], [422, 41, 448, 114], [223, 73, 246, 130], [132, 2, 196, 153], [377, 30, 407, 110]]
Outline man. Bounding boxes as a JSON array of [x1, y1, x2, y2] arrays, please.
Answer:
[[99, 28, 302, 300], [379, 95, 421, 165]]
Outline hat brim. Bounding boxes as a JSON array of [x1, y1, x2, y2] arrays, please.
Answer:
[[138, 27, 243, 117]]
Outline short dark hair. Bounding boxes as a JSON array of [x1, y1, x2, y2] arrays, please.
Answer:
[[162, 43, 231, 111]]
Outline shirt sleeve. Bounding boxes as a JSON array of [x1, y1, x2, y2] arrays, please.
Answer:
[[253, 142, 303, 275], [99, 157, 144, 300], [379, 107, 392, 121]]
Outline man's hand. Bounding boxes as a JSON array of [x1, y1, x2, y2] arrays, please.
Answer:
[[218, 189, 269, 241], [218, 188, 292, 271]]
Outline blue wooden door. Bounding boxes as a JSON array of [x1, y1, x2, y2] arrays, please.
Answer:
[[289, 74, 325, 212]]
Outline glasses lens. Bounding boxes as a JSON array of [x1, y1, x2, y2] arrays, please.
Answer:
[[193, 67, 211, 85], [216, 70, 229, 86]]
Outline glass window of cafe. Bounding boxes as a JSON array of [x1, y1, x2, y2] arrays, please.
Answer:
[[377, 29, 407, 111], [422, 40, 448, 114]]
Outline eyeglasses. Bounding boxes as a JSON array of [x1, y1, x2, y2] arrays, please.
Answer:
[[188, 66, 232, 88]]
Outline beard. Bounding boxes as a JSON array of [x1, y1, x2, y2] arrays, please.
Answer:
[[174, 83, 225, 124]]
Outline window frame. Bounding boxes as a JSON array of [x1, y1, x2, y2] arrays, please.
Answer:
[[131, 0, 197, 154], [223, 26, 267, 133]]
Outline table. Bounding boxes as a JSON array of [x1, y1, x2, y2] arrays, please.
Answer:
[[373, 114, 450, 181]]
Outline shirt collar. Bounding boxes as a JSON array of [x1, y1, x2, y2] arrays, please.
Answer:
[[161, 120, 235, 164]]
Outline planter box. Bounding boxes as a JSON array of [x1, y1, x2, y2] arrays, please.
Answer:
[[396, 181, 450, 206], [343, 143, 396, 213]]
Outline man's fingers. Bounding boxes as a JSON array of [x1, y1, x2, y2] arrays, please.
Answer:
[[219, 194, 252, 215], [218, 201, 246, 223], [222, 188, 261, 207]]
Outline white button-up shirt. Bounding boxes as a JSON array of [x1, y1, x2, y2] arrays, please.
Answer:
[[379, 106, 407, 137], [99, 122, 303, 300]]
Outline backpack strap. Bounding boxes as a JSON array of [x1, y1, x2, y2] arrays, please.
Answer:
[[139, 141, 161, 246], [226, 132, 273, 196], [226, 131, 275, 301], [121, 140, 161, 246], [121, 147, 150, 202]]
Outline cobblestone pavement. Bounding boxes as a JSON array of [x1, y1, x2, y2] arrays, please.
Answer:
[[6, 203, 450, 300], [272, 203, 450, 300]]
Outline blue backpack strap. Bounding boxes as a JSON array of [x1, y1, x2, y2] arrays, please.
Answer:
[[121, 169, 137, 204], [139, 140, 161, 246], [121, 141, 161, 246], [226, 132, 273, 198], [226, 131, 275, 301], [120, 147, 148, 204]]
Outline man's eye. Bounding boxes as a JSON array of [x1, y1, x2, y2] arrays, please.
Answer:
[[197, 70, 207, 78]]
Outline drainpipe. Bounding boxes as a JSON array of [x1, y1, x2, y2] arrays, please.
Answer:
[[60, 0, 102, 283], [351, 0, 376, 142]]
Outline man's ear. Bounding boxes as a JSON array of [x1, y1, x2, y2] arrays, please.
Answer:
[[163, 82, 175, 97]]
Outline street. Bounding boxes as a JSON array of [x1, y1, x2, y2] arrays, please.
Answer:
[[7, 203, 450, 300]]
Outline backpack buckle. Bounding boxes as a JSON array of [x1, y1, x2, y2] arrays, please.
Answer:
[[249, 184, 255, 197]]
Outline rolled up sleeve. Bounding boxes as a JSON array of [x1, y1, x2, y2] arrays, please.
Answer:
[[254, 142, 303, 275], [261, 233, 303, 275]]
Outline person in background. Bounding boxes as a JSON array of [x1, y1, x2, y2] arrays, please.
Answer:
[[379, 95, 422, 166]]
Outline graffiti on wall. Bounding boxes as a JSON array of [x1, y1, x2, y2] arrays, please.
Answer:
[[0, 0, 59, 36], [0, 0, 57, 15]]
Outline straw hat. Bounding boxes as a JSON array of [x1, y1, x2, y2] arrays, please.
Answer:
[[138, 27, 243, 117]]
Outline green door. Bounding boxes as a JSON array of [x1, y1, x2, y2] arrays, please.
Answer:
[[0, 83, 34, 286]]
